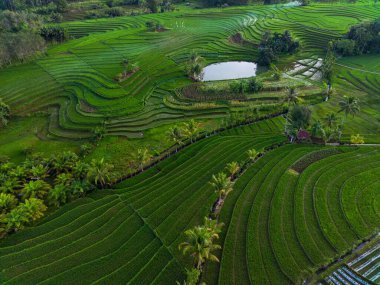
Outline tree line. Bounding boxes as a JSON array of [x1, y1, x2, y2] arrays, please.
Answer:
[[0, 150, 114, 238], [0, 10, 68, 68], [177, 148, 261, 285], [334, 18, 380, 56]]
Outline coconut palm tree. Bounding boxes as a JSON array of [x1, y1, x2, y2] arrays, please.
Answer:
[[186, 51, 205, 80], [339, 96, 360, 117], [179, 225, 221, 270], [30, 164, 49, 180], [247, 148, 259, 161], [21, 180, 51, 200], [176, 268, 202, 285], [52, 151, 79, 174], [135, 148, 152, 171], [55, 173, 73, 187], [203, 217, 224, 239], [168, 126, 183, 152], [47, 184, 68, 207], [3, 207, 29, 232], [311, 120, 323, 137], [0, 193, 18, 214], [182, 120, 200, 143], [209, 172, 233, 200], [0, 177, 22, 194], [10, 166, 27, 181], [87, 158, 114, 188], [225, 161, 240, 179], [324, 112, 338, 128], [284, 86, 299, 106], [72, 161, 89, 179], [21, 198, 47, 222]]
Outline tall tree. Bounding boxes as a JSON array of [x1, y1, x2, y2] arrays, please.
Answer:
[[135, 148, 151, 171], [0, 98, 10, 128], [179, 225, 221, 270], [0, 193, 18, 214], [339, 96, 360, 117], [87, 158, 114, 188], [182, 119, 200, 143], [21, 198, 47, 221], [168, 126, 183, 152], [21, 180, 51, 200], [209, 172, 233, 200]]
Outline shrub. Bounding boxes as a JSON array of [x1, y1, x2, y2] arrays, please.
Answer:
[[350, 134, 364, 144]]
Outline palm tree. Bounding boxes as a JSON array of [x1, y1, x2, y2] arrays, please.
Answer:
[[55, 173, 73, 187], [0, 193, 18, 214], [21, 198, 47, 222], [203, 217, 224, 239], [209, 172, 233, 200], [182, 120, 200, 143], [339, 96, 360, 117], [324, 112, 338, 128], [0, 177, 22, 194], [3, 207, 29, 232], [0, 98, 10, 128], [247, 148, 259, 161], [21, 180, 51, 200], [186, 51, 205, 80], [52, 151, 79, 174], [30, 164, 49, 180], [72, 161, 89, 179], [70, 180, 91, 198], [168, 126, 183, 152], [48, 184, 68, 207], [179, 226, 221, 270], [10, 166, 27, 181], [284, 86, 299, 106], [225, 161, 240, 179], [176, 268, 202, 285], [87, 158, 114, 188], [310, 120, 323, 137], [135, 148, 152, 171]]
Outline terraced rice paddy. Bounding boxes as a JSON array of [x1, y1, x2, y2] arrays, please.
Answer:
[[0, 119, 379, 284], [1, 2, 380, 284], [0, 3, 379, 139]]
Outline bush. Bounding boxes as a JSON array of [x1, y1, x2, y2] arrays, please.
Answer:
[[257, 30, 299, 66], [40, 26, 68, 42], [104, 7, 125, 17], [334, 39, 357, 56], [247, 77, 263, 93], [350, 134, 364, 144]]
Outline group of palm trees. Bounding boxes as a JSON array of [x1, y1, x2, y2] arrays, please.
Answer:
[[283, 83, 360, 143], [0, 151, 114, 237], [178, 149, 260, 285], [168, 119, 201, 151]]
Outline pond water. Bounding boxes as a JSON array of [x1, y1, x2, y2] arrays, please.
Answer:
[[201, 61, 258, 82], [282, 1, 302, 7]]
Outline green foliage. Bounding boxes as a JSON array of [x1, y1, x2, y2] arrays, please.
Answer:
[[0, 150, 113, 238], [350, 134, 364, 144], [321, 42, 336, 86], [258, 31, 299, 66], [0, 98, 10, 127], [40, 26, 68, 42], [179, 217, 223, 270], [210, 172, 233, 199], [339, 96, 360, 117], [87, 158, 114, 187], [288, 105, 311, 131]]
